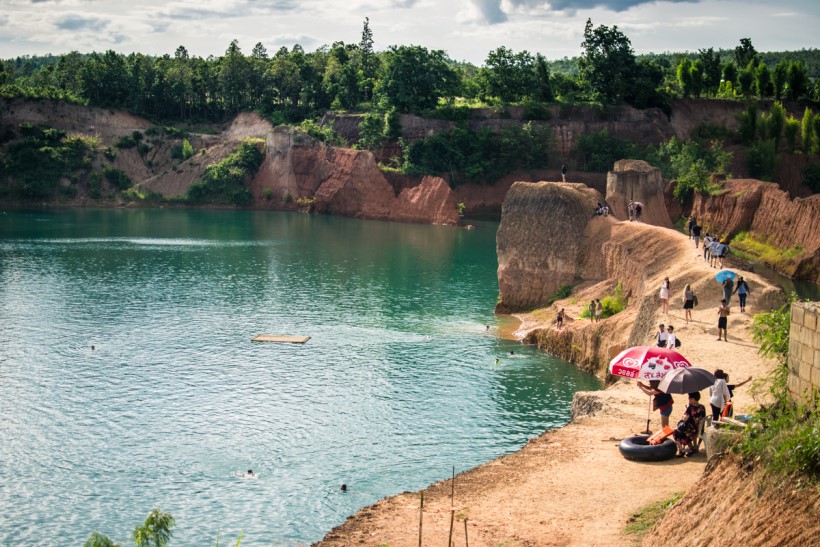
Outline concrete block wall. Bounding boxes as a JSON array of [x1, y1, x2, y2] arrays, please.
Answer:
[[788, 301, 820, 405]]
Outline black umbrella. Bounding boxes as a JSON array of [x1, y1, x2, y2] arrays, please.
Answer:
[[657, 367, 716, 394]]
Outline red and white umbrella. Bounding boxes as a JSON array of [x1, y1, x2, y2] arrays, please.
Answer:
[[609, 346, 693, 381]]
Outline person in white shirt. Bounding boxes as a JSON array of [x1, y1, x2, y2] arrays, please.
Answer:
[[709, 369, 731, 421], [665, 325, 678, 349], [654, 323, 669, 347]]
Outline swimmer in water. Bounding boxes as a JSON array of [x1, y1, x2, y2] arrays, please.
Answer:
[[494, 358, 500, 365], [247, 469, 254, 477], [340, 483, 347, 492]]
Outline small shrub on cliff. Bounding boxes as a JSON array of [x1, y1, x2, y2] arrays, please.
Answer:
[[730, 232, 806, 273], [186, 139, 263, 206], [579, 283, 627, 319]]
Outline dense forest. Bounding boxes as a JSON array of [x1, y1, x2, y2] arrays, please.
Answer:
[[1, 18, 819, 204], [1, 18, 818, 125]]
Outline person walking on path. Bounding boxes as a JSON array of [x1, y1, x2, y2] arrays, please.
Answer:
[[722, 276, 734, 304], [709, 240, 723, 268], [659, 277, 671, 314], [692, 223, 702, 248], [687, 216, 695, 239], [717, 299, 730, 341], [654, 323, 669, 347], [709, 369, 731, 421], [702, 234, 713, 261], [561, 164, 567, 183], [734, 276, 750, 312], [683, 284, 696, 324]]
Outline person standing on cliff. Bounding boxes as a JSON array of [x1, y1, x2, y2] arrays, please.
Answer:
[[659, 277, 671, 315], [556, 308, 565, 329], [561, 163, 567, 182], [628, 200, 635, 221], [687, 216, 695, 239], [595, 299, 603, 322], [588, 300, 596, 321]]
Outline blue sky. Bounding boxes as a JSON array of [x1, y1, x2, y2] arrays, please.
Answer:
[[0, 0, 817, 64]]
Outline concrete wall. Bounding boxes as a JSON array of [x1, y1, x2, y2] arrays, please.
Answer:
[[788, 301, 820, 405]]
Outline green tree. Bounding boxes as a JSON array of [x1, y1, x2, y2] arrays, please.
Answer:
[[755, 62, 772, 97], [784, 115, 801, 152], [676, 57, 694, 97], [722, 61, 738, 87], [578, 18, 637, 103], [132, 509, 175, 547], [698, 47, 722, 95], [533, 53, 553, 102], [219, 40, 249, 114], [786, 60, 810, 100], [766, 102, 786, 149], [773, 60, 789, 100], [478, 46, 536, 103], [376, 45, 460, 112], [734, 38, 759, 70], [802, 107, 815, 154], [84, 531, 120, 547], [357, 17, 379, 102], [738, 62, 755, 97]]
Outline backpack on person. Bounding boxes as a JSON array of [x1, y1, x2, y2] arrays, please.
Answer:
[[675, 337, 681, 348]]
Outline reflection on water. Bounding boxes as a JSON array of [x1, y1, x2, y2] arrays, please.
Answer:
[[0, 209, 601, 545]]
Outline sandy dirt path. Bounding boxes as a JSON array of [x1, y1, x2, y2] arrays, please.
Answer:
[[317, 229, 779, 547]]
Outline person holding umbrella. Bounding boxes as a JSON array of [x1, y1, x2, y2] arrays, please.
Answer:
[[672, 392, 707, 457], [636, 380, 674, 428]]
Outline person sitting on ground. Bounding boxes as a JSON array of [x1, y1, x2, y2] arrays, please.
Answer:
[[602, 203, 610, 216], [592, 202, 604, 217], [665, 325, 678, 349], [654, 323, 669, 347], [673, 392, 706, 457], [637, 380, 674, 428]]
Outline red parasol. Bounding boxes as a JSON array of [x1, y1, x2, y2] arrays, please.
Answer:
[[609, 346, 693, 381]]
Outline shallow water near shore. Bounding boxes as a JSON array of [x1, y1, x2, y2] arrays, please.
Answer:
[[0, 209, 601, 545]]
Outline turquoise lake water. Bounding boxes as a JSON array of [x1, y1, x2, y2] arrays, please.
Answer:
[[0, 209, 601, 545]]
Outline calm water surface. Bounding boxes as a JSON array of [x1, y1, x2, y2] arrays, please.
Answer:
[[0, 209, 601, 545]]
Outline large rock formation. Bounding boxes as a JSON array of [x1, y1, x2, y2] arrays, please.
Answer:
[[606, 159, 672, 228], [495, 182, 610, 313], [690, 178, 820, 282], [253, 127, 458, 225]]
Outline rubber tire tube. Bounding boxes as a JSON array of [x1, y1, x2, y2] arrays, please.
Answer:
[[618, 435, 678, 462]]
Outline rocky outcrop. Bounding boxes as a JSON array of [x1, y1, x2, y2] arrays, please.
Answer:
[[253, 127, 459, 225], [495, 182, 610, 313], [690, 178, 820, 282], [606, 159, 672, 228]]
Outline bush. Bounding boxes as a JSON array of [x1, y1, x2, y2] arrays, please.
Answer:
[[297, 120, 345, 146], [747, 138, 777, 180], [87, 172, 102, 198], [575, 130, 640, 172], [186, 139, 263, 206], [646, 137, 731, 201], [103, 166, 131, 190], [115, 135, 137, 149], [579, 283, 627, 319]]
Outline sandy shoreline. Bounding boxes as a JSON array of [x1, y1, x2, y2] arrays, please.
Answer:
[[317, 225, 781, 546]]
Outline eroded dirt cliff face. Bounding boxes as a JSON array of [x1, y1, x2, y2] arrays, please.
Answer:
[[606, 159, 672, 228], [495, 182, 609, 313], [690, 178, 820, 282], [643, 455, 820, 547], [252, 127, 458, 225]]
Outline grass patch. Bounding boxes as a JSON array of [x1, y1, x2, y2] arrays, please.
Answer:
[[625, 492, 684, 540], [730, 231, 806, 272], [579, 282, 627, 319]]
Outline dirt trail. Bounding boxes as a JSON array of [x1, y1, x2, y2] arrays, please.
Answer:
[[317, 222, 780, 547]]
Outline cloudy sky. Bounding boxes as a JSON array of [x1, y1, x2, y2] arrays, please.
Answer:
[[0, 0, 817, 64]]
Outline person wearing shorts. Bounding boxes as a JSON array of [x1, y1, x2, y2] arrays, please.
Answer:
[[717, 299, 730, 341]]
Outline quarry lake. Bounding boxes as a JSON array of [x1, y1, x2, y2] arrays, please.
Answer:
[[0, 209, 601, 545]]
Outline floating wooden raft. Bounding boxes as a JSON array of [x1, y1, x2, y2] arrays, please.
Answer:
[[251, 334, 311, 344]]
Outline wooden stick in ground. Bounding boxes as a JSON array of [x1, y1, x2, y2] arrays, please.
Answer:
[[464, 518, 468, 547], [448, 509, 454, 547], [418, 491, 423, 547], [451, 465, 455, 508]]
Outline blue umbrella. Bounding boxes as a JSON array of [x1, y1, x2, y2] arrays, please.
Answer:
[[715, 270, 736, 283]]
